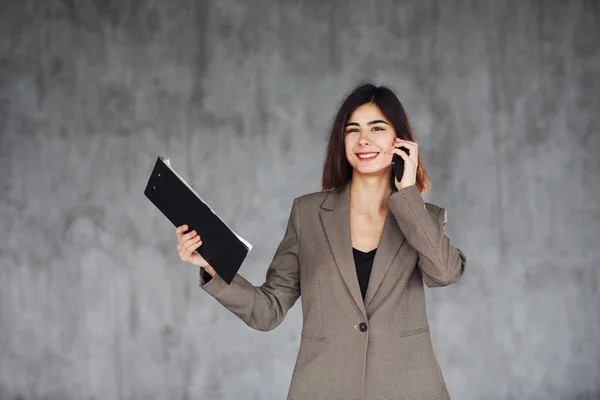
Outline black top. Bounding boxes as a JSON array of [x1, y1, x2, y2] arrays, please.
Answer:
[[352, 247, 377, 300], [202, 247, 378, 301]]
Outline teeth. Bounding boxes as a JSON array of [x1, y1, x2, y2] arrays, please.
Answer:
[[358, 153, 378, 159]]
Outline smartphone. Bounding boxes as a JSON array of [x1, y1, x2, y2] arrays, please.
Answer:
[[391, 146, 410, 182]]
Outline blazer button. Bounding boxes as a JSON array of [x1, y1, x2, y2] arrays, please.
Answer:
[[359, 322, 368, 332]]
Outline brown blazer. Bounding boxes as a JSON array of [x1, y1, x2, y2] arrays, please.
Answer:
[[199, 183, 467, 400]]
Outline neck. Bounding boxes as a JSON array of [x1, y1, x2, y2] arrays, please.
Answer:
[[349, 174, 393, 216]]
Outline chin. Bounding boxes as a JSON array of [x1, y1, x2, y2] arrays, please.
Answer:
[[353, 164, 390, 177]]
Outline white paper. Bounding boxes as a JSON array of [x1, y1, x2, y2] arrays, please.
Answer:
[[163, 158, 253, 251]]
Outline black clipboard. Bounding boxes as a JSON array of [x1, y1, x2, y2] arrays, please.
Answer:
[[144, 156, 252, 284]]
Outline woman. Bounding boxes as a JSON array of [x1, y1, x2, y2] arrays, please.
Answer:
[[176, 83, 467, 400]]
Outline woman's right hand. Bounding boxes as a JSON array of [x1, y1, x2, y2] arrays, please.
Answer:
[[176, 224, 216, 277]]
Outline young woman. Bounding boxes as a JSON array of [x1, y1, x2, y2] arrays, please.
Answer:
[[176, 83, 467, 400]]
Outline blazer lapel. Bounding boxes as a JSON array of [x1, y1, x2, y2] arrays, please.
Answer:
[[363, 209, 406, 309], [320, 184, 367, 317], [319, 183, 407, 317]]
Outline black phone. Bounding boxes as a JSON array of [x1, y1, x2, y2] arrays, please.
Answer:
[[391, 146, 410, 182]]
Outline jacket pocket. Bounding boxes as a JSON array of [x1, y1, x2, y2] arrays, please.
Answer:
[[398, 326, 429, 338], [300, 334, 328, 342]]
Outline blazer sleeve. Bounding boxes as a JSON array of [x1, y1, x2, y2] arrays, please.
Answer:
[[387, 185, 467, 287], [197, 197, 301, 331]]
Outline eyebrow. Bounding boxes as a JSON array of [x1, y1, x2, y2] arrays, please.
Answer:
[[345, 120, 390, 127]]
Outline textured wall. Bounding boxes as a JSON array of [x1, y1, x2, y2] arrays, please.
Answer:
[[1, 0, 599, 399]]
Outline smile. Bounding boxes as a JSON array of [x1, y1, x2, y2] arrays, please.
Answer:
[[356, 152, 379, 161]]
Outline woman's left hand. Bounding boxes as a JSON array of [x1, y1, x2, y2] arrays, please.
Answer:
[[388, 138, 418, 191]]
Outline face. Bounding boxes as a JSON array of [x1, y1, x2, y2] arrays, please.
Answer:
[[344, 103, 397, 177]]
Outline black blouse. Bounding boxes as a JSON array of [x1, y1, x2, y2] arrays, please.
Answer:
[[352, 247, 377, 301], [202, 247, 378, 301]]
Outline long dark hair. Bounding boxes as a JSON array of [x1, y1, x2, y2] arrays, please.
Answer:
[[321, 83, 431, 194]]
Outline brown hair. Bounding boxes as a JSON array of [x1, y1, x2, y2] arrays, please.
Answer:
[[321, 83, 431, 194]]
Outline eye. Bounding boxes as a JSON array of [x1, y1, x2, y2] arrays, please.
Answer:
[[345, 128, 359, 134], [372, 126, 385, 131]]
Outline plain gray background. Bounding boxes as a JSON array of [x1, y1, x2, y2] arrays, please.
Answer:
[[1, 0, 599, 399]]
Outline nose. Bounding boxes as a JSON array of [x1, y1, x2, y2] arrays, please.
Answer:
[[358, 133, 371, 145]]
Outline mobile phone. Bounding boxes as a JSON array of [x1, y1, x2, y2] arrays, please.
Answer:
[[391, 146, 410, 182]]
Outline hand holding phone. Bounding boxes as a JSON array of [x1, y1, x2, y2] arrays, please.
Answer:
[[391, 146, 410, 182]]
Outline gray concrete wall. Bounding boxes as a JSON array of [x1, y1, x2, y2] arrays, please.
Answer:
[[0, 1, 598, 399]]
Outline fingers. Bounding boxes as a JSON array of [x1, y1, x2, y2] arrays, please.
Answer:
[[179, 235, 202, 261], [176, 225, 198, 238], [176, 225, 202, 251], [389, 146, 413, 161], [176, 225, 188, 240], [394, 138, 418, 152], [177, 233, 200, 252], [175, 225, 207, 266], [391, 139, 418, 163], [184, 236, 202, 253], [391, 147, 409, 159], [182, 230, 198, 242], [176, 226, 199, 242]]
